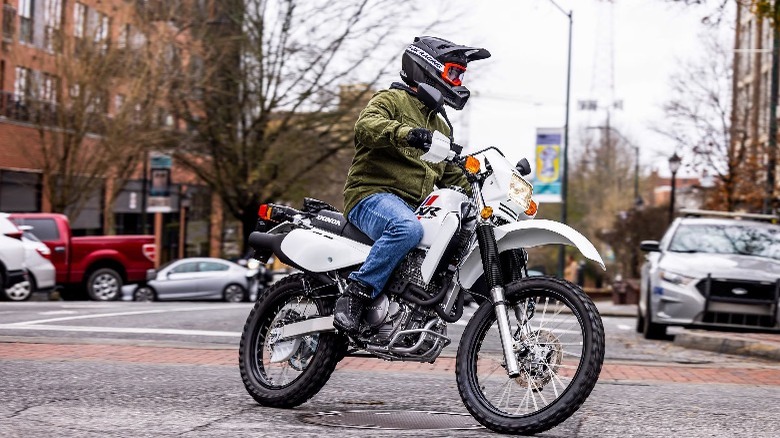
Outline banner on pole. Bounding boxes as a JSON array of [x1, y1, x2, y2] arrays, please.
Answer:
[[147, 152, 173, 213], [533, 128, 563, 203]]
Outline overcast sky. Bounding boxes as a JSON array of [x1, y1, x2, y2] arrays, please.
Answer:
[[411, 0, 736, 177]]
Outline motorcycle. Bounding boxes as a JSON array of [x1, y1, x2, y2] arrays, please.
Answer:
[[239, 84, 605, 435]]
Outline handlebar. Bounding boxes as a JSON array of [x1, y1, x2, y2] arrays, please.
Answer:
[[451, 142, 463, 155]]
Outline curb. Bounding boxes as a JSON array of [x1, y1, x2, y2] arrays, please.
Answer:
[[673, 330, 780, 361]]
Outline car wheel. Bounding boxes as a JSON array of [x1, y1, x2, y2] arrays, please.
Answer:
[[636, 307, 645, 333], [133, 286, 156, 302], [3, 278, 32, 301], [87, 268, 123, 301], [642, 291, 667, 340], [223, 284, 247, 303]]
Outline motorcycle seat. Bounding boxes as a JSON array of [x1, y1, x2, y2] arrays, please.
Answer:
[[309, 209, 374, 246]]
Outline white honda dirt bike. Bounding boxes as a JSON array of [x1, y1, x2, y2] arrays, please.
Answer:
[[239, 84, 606, 435]]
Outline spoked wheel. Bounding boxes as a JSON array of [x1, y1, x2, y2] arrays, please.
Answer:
[[239, 274, 346, 408], [456, 276, 605, 435]]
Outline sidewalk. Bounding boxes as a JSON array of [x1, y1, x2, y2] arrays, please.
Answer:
[[593, 300, 780, 361]]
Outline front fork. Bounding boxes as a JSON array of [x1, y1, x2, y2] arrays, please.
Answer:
[[476, 221, 521, 378]]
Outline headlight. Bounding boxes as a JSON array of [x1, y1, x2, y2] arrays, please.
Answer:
[[659, 270, 697, 286], [508, 172, 533, 211]]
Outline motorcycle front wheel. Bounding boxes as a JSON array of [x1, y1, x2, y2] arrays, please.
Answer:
[[239, 273, 346, 408], [456, 276, 604, 435]]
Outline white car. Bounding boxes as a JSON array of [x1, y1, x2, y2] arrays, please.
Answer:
[[19, 227, 56, 296], [0, 213, 29, 301], [639, 210, 780, 339]]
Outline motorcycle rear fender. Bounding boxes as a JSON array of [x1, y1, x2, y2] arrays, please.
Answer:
[[278, 228, 370, 272], [457, 219, 605, 289]]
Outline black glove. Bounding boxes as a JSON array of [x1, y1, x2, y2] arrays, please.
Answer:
[[406, 128, 433, 151]]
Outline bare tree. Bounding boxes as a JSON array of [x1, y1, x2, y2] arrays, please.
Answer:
[[165, 0, 458, 246], [24, 6, 171, 232], [656, 32, 764, 211]]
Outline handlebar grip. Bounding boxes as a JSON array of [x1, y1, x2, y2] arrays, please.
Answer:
[[451, 143, 463, 155]]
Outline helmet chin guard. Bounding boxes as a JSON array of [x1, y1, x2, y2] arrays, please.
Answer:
[[400, 36, 490, 110]]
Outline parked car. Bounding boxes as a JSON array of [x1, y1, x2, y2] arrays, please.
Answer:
[[17, 226, 56, 298], [0, 214, 29, 301], [130, 257, 253, 302], [639, 209, 780, 339], [9, 213, 155, 301]]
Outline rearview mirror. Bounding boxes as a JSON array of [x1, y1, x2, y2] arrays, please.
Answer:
[[417, 83, 444, 112], [639, 240, 661, 252], [515, 159, 531, 176]]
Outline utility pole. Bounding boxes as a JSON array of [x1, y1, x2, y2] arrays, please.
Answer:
[[548, 0, 573, 278]]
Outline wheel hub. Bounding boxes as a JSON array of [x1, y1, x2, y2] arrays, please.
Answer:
[[514, 329, 563, 390], [267, 309, 318, 368]]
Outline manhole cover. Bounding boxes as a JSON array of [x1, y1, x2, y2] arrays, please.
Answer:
[[298, 410, 483, 430]]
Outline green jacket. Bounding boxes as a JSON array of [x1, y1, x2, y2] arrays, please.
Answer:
[[343, 85, 469, 216]]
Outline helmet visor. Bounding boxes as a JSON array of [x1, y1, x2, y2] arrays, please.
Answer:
[[441, 63, 466, 86]]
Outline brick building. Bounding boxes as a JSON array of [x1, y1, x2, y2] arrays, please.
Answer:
[[0, 1, 234, 263], [732, 3, 779, 210]]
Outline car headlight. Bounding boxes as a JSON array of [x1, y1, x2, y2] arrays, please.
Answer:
[[508, 172, 533, 211], [659, 270, 697, 286]]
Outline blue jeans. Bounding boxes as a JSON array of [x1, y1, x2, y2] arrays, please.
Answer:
[[347, 193, 423, 298]]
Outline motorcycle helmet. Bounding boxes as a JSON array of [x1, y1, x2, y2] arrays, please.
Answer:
[[400, 36, 491, 110]]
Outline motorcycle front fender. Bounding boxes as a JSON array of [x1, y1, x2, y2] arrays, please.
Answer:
[[457, 219, 605, 289]]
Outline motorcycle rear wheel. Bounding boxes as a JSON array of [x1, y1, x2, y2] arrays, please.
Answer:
[[239, 274, 345, 408], [456, 276, 604, 435]]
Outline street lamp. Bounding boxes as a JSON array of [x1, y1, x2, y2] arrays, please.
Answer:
[[546, 0, 573, 277], [668, 152, 682, 224]]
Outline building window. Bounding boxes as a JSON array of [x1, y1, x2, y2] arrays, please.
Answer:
[[94, 11, 110, 52], [19, 0, 33, 44], [39, 72, 59, 103], [14, 66, 32, 101], [114, 93, 126, 114], [73, 2, 86, 38], [44, 0, 63, 52]]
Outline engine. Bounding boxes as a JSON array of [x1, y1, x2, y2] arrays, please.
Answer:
[[356, 251, 449, 362], [361, 293, 448, 362]]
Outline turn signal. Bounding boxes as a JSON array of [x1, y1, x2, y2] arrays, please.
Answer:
[[525, 200, 538, 216], [480, 206, 493, 219], [464, 156, 480, 174], [258, 204, 273, 221]]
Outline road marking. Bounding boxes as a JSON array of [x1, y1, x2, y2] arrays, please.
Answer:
[[0, 324, 241, 337], [3, 304, 248, 326], [617, 324, 632, 331], [38, 310, 79, 315]]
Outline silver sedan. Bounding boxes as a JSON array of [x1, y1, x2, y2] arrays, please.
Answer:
[[129, 258, 253, 302]]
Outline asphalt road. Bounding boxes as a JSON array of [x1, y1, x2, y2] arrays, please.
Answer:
[[1, 301, 779, 437]]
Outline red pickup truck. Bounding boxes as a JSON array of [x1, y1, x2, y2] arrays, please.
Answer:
[[10, 213, 155, 301]]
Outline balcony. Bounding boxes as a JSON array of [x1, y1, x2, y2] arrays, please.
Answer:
[[0, 90, 107, 134]]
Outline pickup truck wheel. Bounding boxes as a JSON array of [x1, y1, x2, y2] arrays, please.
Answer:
[[87, 268, 123, 301], [223, 284, 247, 303]]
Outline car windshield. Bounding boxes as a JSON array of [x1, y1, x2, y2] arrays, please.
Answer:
[[668, 223, 780, 260]]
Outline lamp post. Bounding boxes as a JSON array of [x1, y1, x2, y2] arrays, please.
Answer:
[[668, 152, 682, 224], [548, 0, 573, 277]]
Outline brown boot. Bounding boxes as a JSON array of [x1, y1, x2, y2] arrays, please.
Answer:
[[333, 281, 372, 335]]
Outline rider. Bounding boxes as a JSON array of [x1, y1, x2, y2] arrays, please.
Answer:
[[333, 36, 491, 335]]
